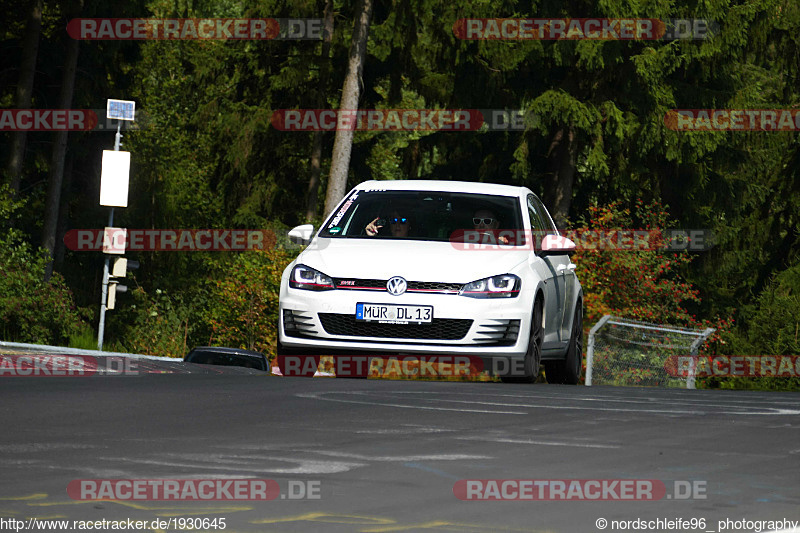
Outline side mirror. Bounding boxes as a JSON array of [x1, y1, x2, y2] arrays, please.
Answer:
[[539, 234, 576, 256], [288, 224, 314, 246]]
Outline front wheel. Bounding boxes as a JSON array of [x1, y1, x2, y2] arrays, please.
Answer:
[[501, 299, 542, 383], [545, 303, 583, 385]]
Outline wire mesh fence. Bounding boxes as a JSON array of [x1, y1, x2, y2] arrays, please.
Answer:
[[586, 316, 715, 388]]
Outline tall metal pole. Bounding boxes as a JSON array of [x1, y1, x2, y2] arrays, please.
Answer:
[[97, 121, 122, 350]]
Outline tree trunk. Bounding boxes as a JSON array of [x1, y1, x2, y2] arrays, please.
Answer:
[[304, 0, 334, 222], [6, 0, 43, 195], [542, 126, 577, 228], [322, 0, 373, 217], [53, 155, 74, 272], [42, 13, 81, 281]]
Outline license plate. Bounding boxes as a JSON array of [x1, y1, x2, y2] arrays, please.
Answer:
[[356, 303, 433, 324]]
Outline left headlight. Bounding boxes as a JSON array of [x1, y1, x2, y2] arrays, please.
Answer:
[[289, 264, 335, 291], [459, 274, 521, 298]]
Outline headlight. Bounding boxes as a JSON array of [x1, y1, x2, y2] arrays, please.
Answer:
[[459, 274, 521, 298], [289, 264, 334, 291]]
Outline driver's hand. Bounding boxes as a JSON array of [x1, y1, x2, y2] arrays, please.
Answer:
[[366, 217, 383, 236], [477, 231, 510, 244]]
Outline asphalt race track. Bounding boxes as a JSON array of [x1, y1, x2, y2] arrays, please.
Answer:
[[1, 359, 799, 532]]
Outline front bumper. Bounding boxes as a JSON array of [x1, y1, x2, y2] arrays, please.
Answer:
[[278, 285, 533, 358]]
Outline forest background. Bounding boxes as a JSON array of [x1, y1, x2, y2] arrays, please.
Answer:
[[1, 0, 798, 389]]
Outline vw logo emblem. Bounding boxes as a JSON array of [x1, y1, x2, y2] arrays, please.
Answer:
[[386, 276, 407, 296]]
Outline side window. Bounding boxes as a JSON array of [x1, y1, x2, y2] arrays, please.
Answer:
[[528, 194, 557, 235], [527, 194, 547, 234], [528, 206, 543, 231]]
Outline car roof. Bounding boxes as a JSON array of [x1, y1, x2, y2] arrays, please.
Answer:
[[353, 180, 529, 196]]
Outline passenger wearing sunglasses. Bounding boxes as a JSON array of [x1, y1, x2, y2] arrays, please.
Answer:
[[473, 209, 509, 244], [365, 212, 411, 238]]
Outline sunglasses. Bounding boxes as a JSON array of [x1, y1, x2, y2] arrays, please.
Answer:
[[473, 217, 495, 225], [391, 217, 408, 224]]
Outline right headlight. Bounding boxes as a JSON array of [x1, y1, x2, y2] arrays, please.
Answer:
[[459, 274, 521, 298], [289, 264, 335, 291]]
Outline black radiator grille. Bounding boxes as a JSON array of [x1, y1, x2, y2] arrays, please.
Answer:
[[318, 313, 472, 340]]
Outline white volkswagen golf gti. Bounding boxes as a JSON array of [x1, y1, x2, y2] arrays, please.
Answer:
[[278, 180, 583, 384]]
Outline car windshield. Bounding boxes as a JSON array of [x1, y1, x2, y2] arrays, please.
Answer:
[[319, 189, 524, 243]]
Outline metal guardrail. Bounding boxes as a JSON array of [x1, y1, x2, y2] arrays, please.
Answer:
[[0, 340, 178, 361]]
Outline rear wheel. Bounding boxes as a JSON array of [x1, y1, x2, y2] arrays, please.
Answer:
[[545, 303, 583, 385], [501, 299, 542, 383]]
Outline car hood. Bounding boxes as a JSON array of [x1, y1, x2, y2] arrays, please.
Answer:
[[297, 238, 528, 282]]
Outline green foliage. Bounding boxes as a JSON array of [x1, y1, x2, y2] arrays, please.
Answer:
[[2, 0, 799, 392], [745, 264, 800, 355], [110, 287, 194, 358], [571, 201, 700, 326], [203, 248, 296, 360], [0, 186, 88, 345], [68, 325, 100, 351], [571, 201, 750, 389], [699, 261, 800, 391]]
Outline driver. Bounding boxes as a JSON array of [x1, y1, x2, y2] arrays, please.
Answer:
[[366, 211, 412, 238]]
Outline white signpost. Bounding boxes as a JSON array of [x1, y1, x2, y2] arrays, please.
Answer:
[[97, 99, 136, 350]]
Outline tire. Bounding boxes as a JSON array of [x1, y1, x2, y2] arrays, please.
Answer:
[[545, 303, 583, 385], [501, 298, 543, 383]]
